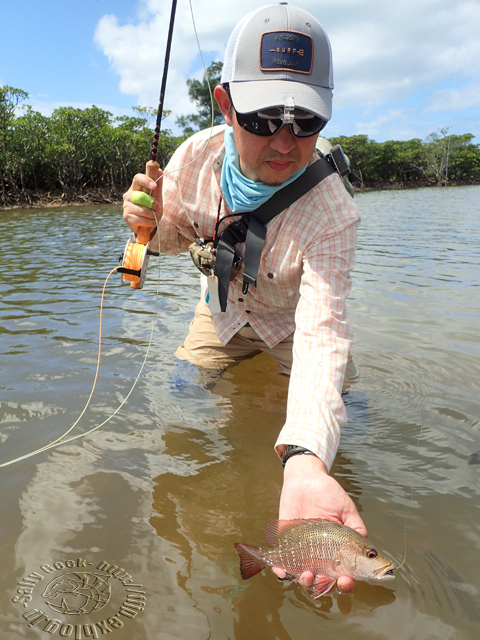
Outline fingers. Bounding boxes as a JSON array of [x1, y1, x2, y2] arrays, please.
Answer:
[[337, 575, 356, 594], [122, 197, 156, 236], [123, 171, 163, 236], [272, 567, 286, 579], [343, 504, 368, 539], [272, 567, 314, 586], [132, 172, 158, 193], [299, 572, 355, 595], [298, 570, 315, 588], [273, 568, 356, 597]]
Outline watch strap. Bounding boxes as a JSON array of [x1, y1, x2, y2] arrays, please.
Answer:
[[282, 445, 316, 468]]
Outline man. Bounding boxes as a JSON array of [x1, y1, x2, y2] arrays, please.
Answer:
[[123, 3, 365, 594]]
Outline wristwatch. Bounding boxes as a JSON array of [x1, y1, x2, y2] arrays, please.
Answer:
[[282, 445, 316, 468]]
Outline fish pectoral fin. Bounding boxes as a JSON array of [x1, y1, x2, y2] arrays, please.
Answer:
[[312, 574, 337, 598]]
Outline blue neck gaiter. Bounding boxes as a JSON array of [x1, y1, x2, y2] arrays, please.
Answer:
[[220, 127, 307, 213]]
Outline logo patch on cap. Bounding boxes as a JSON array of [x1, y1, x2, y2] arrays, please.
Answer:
[[260, 31, 313, 74]]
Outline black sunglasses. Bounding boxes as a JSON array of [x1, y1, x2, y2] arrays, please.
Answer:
[[234, 105, 327, 138]]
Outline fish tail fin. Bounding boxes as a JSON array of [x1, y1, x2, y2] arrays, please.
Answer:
[[234, 544, 266, 580]]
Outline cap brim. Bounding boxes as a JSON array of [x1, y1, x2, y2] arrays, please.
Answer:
[[229, 80, 332, 121]]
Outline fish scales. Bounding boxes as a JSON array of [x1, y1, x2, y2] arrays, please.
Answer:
[[264, 521, 353, 575], [235, 519, 395, 599]]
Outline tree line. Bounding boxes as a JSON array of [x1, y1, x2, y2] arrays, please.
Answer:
[[176, 63, 480, 190], [0, 86, 186, 208], [1, 73, 479, 208], [329, 130, 479, 189]]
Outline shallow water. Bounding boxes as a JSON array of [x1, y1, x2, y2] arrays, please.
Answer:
[[1, 185, 479, 639]]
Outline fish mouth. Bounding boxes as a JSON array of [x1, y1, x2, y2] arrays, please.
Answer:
[[374, 564, 395, 580]]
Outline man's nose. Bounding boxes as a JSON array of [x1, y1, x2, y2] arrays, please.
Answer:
[[269, 124, 296, 154]]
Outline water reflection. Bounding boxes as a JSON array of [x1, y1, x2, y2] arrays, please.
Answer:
[[1, 189, 480, 638], [147, 358, 396, 636]]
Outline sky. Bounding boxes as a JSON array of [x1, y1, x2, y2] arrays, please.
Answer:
[[1, 0, 479, 143]]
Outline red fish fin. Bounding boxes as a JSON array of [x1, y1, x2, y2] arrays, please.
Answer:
[[234, 544, 266, 580], [263, 519, 321, 544], [312, 574, 337, 598]]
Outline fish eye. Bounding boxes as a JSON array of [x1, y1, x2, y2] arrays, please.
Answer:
[[365, 548, 378, 559]]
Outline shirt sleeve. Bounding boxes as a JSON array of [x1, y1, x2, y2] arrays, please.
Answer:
[[148, 128, 224, 255], [148, 168, 195, 255], [274, 206, 359, 471]]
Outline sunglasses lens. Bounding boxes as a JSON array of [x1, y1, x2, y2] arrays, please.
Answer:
[[235, 109, 326, 138], [236, 111, 282, 136], [294, 115, 326, 137]]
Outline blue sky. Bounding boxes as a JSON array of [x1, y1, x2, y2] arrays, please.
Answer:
[[1, 0, 479, 143]]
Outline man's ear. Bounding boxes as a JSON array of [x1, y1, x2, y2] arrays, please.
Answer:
[[214, 85, 233, 126]]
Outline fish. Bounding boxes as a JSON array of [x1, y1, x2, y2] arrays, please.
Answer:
[[235, 519, 395, 598], [41, 572, 111, 615]]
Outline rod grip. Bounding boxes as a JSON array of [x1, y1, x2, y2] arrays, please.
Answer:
[[136, 160, 160, 246]]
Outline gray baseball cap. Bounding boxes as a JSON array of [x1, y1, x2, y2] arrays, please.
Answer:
[[221, 3, 334, 120]]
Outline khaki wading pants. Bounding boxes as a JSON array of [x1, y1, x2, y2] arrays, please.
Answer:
[[174, 301, 360, 383]]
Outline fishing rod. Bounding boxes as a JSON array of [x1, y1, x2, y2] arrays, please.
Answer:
[[0, 0, 217, 470], [119, 0, 178, 289]]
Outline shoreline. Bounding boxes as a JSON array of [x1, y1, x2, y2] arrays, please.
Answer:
[[1, 180, 479, 212], [0, 191, 122, 212], [0, 199, 123, 212]]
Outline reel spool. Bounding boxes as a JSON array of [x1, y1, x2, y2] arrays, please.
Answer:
[[118, 238, 157, 289]]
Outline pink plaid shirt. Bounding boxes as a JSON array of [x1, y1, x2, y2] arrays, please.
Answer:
[[155, 126, 360, 470]]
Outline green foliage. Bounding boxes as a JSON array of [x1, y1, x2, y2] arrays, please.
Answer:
[[446, 133, 480, 182], [329, 130, 480, 188], [0, 86, 186, 206], [0, 86, 30, 203], [0, 85, 28, 128], [1, 80, 479, 206], [421, 128, 479, 185], [176, 61, 225, 134]]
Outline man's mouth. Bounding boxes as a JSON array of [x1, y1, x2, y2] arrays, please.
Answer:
[[266, 160, 293, 172]]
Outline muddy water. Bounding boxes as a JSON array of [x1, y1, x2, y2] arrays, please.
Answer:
[[1, 185, 479, 639]]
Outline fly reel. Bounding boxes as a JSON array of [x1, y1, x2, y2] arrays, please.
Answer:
[[118, 237, 158, 290]]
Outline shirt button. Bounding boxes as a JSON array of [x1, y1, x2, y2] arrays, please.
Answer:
[[268, 272, 274, 279], [238, 298, 244, 302], [245, 310, 251, 314], [193, 222, 199, 228]]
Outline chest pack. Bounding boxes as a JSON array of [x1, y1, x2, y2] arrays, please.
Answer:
[[189, 146, 350, 312]]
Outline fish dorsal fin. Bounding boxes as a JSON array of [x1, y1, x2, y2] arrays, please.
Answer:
[[263, 519, 324, 545]]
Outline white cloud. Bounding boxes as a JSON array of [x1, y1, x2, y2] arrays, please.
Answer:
[[355, 108, 411, 136], [329, 0, 480, 109], [427, 81, 480, 112], [93, 0, 258, 120], [93, 0, 480, 140]]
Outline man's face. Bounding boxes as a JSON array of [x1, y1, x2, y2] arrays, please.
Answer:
[[215, 86, 318, 186]]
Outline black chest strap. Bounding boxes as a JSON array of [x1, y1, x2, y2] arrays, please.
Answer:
[[214, 156, 335, 312]]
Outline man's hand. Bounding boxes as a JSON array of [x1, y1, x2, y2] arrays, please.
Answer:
[[275, 453, 367, 594], [122, 169, 163, 237]]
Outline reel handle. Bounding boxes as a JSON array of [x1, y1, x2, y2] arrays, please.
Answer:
[[136, 160, 160, 246]]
